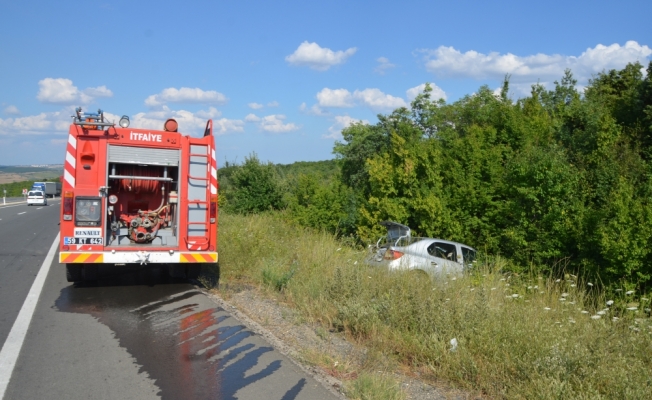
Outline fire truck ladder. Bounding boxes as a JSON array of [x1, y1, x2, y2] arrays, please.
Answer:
[[185, 145, 211, 251]]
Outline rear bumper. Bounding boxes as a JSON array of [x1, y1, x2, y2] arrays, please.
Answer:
[[60, 251, 218, 264]]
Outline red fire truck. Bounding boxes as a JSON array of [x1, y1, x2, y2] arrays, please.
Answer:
[[59, 108, 218, 282]]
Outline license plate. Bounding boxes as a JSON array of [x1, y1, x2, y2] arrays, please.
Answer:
[[64, 237, 103, 245]]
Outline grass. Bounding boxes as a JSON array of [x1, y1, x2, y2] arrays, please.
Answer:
[[213, 211, 652, 399]]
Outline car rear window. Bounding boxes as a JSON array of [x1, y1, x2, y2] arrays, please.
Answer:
[[28, 191, 43, 196]]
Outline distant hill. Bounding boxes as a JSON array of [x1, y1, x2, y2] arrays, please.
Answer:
[[0, 164, 64, 184]]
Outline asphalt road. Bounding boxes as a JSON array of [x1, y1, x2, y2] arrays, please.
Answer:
[[0, 202, 338, 399]]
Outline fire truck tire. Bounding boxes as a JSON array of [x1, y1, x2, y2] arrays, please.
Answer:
[[82, 264, 99, 281], [169, 264, 186, 279], [66, 264, 82, 282], [186, 265, 201, 280]]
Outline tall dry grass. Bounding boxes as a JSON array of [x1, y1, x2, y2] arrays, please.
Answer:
[[214, 211, 652, 399]]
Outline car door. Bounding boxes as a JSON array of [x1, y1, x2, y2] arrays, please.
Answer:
[[425, 241, 463, 276]]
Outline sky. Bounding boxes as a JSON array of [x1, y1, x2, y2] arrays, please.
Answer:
[[1, 0, 651, 166]]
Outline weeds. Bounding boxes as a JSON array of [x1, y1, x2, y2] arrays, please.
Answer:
[[217, 211, 652, 399]]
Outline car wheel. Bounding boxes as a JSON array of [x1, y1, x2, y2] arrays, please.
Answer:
[[66, 264, 82, 282]]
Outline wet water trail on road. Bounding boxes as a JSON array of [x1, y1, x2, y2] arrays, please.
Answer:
[[54, 267, 309, 399]]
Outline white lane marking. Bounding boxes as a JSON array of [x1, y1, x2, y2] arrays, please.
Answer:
[[17, 212, 26, 215], [0, 233, 60, 399]]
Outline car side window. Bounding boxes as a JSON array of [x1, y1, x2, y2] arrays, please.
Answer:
[[427, 242, 457, 260], [462, 247, 476, 264]]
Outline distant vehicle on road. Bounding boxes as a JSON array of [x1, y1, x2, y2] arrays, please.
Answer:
[[26, 190, 47, 206], [31, 181, 61, 198], [366, 221, 476, 278]]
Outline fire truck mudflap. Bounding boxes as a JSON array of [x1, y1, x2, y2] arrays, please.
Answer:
[[59, 108, 218, 282]]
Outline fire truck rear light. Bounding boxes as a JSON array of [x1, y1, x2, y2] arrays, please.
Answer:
[[63, 191, 74, 221], [209, 195, 217, 223]]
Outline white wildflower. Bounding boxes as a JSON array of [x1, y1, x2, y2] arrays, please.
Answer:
[[629, 326, 640, 332], [560, 298, 566, 301], [627, 307, 638, 311], [626, 290, 634, 295], [354, 261, 358, 265], [612, 317, 619, 321], [606, 300, 614, 306], [561, 293, 569, 297], [569, 301, 576, 305], [500, 278, 505, 281], [570, 284, 576, 287], [641, 298, 649, 301], [544, 307, 551, 311], [450, 338, 458, 352], [587, 282, 593, 287], [581, 310, 589, 314], [512, 294, 519, 298], [555, 279, 561, 283], [491, 287, 496, 290], [591, 315, 601, 320], [615, 289, 622, 292], [534, 285, 539, 289], [597, 310, 606, 315], [336, 248, 341, 251], [528, 286, 532, 289]]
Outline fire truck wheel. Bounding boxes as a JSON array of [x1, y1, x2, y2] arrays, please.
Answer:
[[66, 264, 82, 282], [186, 265, 201, 280], [168, 264, 186, 279], [83, 264, 99, 281]]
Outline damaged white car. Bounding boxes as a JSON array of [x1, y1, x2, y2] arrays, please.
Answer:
[[366, 221, 476, 278]]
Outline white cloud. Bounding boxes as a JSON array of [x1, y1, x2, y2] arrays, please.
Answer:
[[311, 87, 409, 112], [353, 88, 408, 111], [0, 107, 72, 136], [299, 102, 329, 116], [324, 115, 369, 140], [145, 87, 228, 107], [248, 102, 264, 109], [286, 41, 357, 71], [406, 83, 447, 101], [374, 57, 395, 75], [259, 114, 300, 133], [36, 78, 113, 105], [316, 88, 354, 108], [267, 101, 279, 107], [421, 41, 652, 84], [244, 113, 261, 122], [3, 105, 20, 115], [106, 106, 242, 136]]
